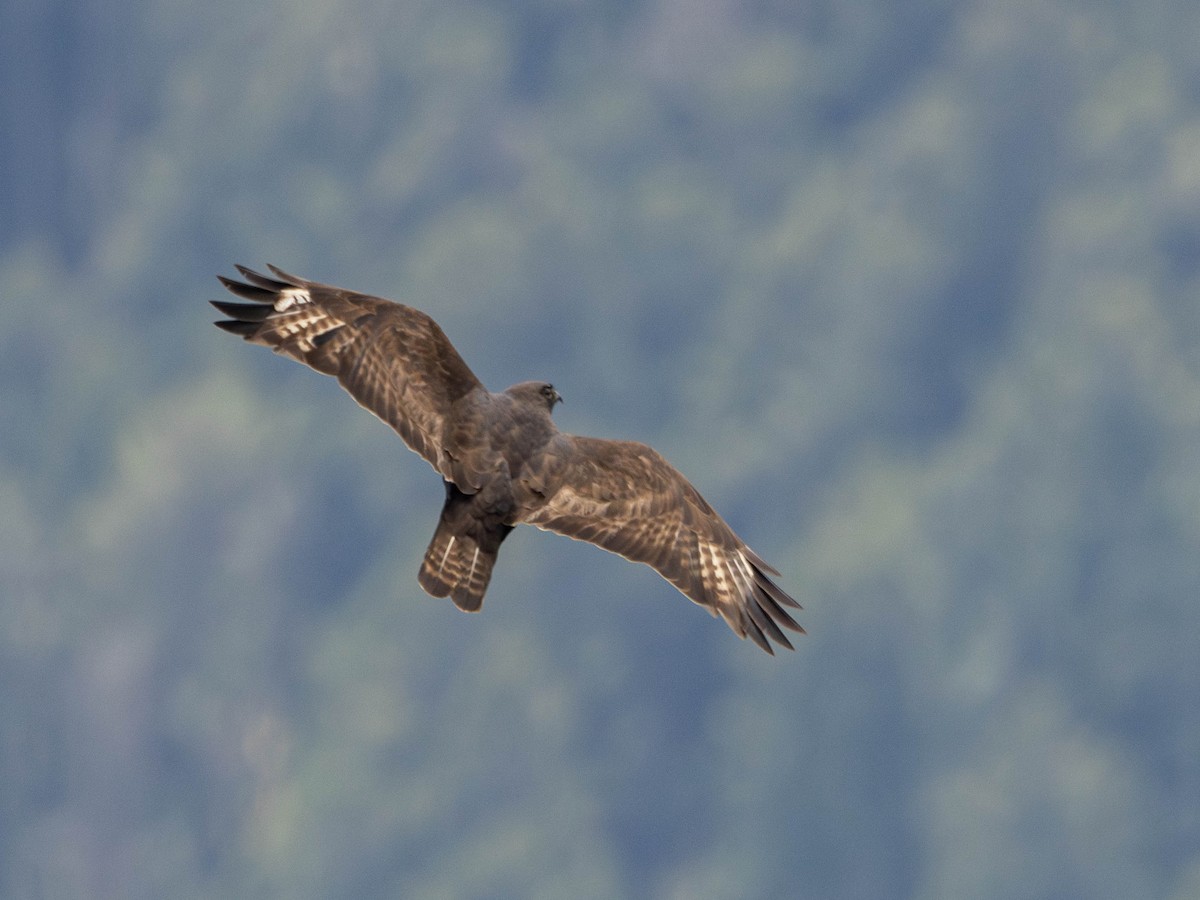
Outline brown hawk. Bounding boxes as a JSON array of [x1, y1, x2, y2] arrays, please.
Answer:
[[212, 265, 803, 653]]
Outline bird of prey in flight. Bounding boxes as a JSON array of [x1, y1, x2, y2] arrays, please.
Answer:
[[212, 265, 803, 653]]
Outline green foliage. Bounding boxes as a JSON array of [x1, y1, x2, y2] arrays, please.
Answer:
[[3, 0, 1199, 896]]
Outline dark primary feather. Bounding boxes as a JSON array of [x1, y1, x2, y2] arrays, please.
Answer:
[[213, 266, 802, 652], [211, 300, 272, 322], [518, 435, 803, 653], [212, 265, 490, 488]]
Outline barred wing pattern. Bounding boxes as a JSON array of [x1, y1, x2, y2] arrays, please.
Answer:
[[213, 265, 489, 487], [523, 436, 804, 653], [213, 266, 803, 653]]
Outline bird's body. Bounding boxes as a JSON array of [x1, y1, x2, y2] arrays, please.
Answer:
[[213, 265, 803, 653]]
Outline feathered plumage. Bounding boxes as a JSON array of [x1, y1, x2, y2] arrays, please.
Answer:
[[213, 265, 803, 652]]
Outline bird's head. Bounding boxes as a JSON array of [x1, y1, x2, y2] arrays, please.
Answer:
[[506, 380, 563, 412]]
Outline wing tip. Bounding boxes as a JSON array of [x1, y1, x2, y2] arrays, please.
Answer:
[[211, 299, 272, 321], [217, 274, 277, 303], [265, 263, 304, 285], [212, 264, 313, 334], [743, 545, 782, 578], [748, 626, 775, 655], [213, 318, 259, 337], [216, 264, 305, 301], [744, 552, 804, 654]]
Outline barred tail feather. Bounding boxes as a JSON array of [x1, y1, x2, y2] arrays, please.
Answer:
[[418, 527, 496, 612]]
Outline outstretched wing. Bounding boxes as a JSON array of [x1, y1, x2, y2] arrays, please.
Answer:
[[520, 435, 803, 653], [212, 265, 488, 485]]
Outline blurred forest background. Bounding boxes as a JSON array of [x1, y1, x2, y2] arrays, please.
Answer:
[[3, 0, 1200, 897]]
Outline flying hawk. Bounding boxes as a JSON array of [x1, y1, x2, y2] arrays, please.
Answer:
[[212, 265, 803, 653]]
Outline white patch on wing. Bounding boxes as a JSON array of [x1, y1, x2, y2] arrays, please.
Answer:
[[274, 288, 312, 311], [732, 551, 752, 596], [277, 311, 324, 338]]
